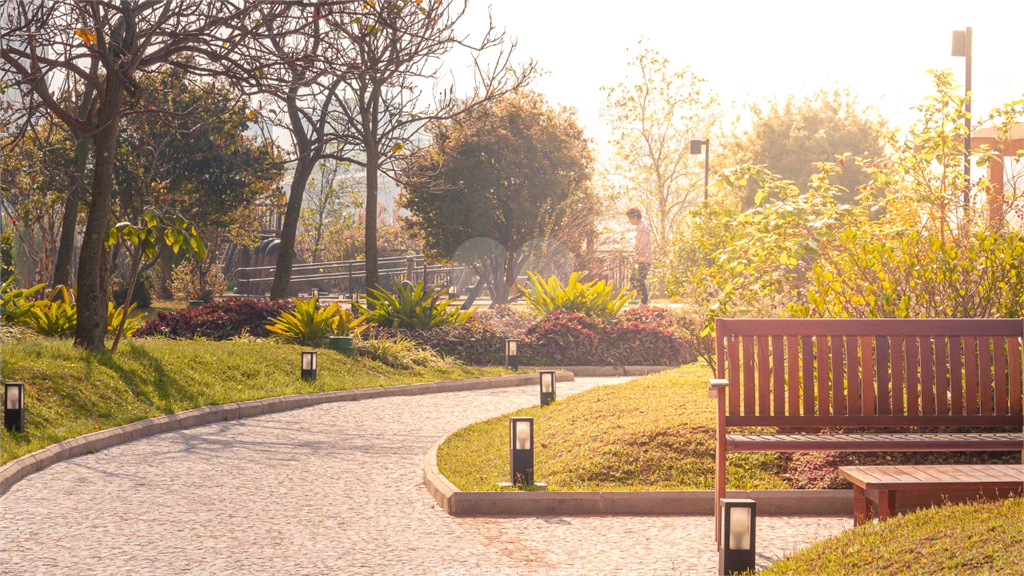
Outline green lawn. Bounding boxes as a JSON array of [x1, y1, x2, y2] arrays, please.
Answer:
[[438, 365, 788, 491], [762, 497, 1024, 576], [438, 365, 1019, 491], [0, 336, 504, 464]]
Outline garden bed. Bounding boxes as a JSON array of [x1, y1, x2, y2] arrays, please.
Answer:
[[437, 366, 1020, 492], [0, 337, 503, 464], [761, 497, 1023, 576]]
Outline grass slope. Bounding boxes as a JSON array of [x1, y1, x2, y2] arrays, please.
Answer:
[[438, 365, 788, 491], [762, 497, 1024, 576], [0, 337, 503, 464]]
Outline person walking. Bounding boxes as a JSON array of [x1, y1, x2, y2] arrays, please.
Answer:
[[626, 207, 652, 306]]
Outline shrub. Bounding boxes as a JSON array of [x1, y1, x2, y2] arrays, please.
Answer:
[[370, 317, 505, 365], [112, 272, 153, 309], [355, 335, 454, 369], [476, 305, 533, 339], [265, 298, 367, 346], [134, 298, 294, 340], [619, 306, 706, 366], [521, 311, 607, 366], [520, 309, 694, 366], [522, 272, 633, 318], [170, 259, 227, 303], [356, 282, 472, 330]]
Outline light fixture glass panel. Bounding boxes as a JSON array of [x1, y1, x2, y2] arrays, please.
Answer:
[[541, 380, 552, 393], [311, 353, 317, 370], [514, 421, 531, 450], [507, 340, 517, 356], [729, 506, 751, 550], [6, 385, 20, 409], [303, 353, 312, 371]]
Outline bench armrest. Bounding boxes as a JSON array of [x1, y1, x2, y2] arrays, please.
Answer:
[[708, 378, 729, 399]]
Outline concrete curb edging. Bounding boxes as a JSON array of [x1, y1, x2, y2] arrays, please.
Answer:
[[522, 366, 674, 377], [0, 370, 574, 497], [424, 441, 853, 517]]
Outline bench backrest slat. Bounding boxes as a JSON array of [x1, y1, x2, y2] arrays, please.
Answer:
[[715, 319, 1024, 428]]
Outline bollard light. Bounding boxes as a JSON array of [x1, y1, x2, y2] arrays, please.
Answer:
[[311, 288, 319, 301], [5, 382, 25, 433], [539, 370, 556, 407], [505, 339, 519, 371], [301, 350, 318, 381], [509, 416, 534, 486], [719, 498, 756, 576]]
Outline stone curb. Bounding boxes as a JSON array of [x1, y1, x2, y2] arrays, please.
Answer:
[[522, 366, 674, 377], [424, 441, 852, 517], [0, 370, 573, 497]]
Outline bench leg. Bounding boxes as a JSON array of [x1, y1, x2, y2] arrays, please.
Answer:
[[877, 489, 896, 522], [853, 485, 872, 526]]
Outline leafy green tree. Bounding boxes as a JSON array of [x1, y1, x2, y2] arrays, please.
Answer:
[[400, 90, 596, 304], [602, 41, 719, 247], [724, 87, 886, 207]]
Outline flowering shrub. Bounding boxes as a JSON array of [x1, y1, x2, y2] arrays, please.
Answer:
[[134, 298, 294, 340]]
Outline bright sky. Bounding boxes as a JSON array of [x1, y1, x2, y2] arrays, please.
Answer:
[[462, 0, 1024, 144]]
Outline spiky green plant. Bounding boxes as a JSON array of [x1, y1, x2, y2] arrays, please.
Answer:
[[265, 298, 365, 346], [522, 272, 634, 318], [356, 282, 472, 330], [24, 285, 77, 337], [107, 302, 145, 337], [1, 275, 44, 323]]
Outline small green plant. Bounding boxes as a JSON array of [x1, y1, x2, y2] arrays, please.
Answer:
[[334, 308, 369, 337], [24, 285, 77, 338], [355, 335, 453, 369], [356, 282, 472, 330], [0, 275, 44, 323], [522, 272, 633, 318], [266, 298, 367, 346], [107, 302, 145, 338]]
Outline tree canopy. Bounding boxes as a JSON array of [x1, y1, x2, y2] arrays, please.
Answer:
[[400, 90, 596, 303], [723, 87, 887, 207]]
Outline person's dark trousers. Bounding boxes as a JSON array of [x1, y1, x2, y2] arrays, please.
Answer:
[[630, 262, 650, 305]]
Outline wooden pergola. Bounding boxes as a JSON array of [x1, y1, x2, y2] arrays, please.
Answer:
[[971, 122, 1023, 230]]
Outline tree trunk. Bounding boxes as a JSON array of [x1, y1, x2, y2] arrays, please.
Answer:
[[51, 131, 90, 287], [270, 158, 315, 299], [74, 81, 124, 351], [364, 147, 380, 292]]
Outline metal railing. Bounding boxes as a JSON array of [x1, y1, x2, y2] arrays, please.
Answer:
[[233, 255, 464, 298]]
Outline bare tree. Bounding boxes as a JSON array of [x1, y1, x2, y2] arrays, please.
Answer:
[[325, 0, 534, 291], [1, 0, 264, 350]]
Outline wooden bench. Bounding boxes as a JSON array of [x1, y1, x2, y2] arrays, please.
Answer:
[[708, 318, 1024, 545], [838, 464, 1023, 525]]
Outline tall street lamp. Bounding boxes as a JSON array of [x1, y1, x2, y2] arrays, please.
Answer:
[[952, 26, 973, 207], [690, 139, 710, 201]]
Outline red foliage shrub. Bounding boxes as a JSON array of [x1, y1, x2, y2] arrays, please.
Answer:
[[134, 298, 294, 340]]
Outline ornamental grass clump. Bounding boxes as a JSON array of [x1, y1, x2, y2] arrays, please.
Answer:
[[522, 272, 633, 319]]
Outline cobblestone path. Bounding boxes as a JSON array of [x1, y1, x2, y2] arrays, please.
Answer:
[[0, 377, 850, 575]]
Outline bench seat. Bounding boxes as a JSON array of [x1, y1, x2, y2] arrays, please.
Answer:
[[727, 432, 1024, 452]]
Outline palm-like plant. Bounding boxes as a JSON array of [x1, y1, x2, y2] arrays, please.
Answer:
[[522, 272, 634, 318], [266, 298, 368, 346], [355, 282, 472, 330]]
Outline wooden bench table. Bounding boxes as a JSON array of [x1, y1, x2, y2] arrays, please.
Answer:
[[838, 464, 1024, 525]]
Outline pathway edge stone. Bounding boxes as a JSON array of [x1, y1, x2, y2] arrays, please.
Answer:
[[424, 440, 852, 517], [0, 370, 573, 497]]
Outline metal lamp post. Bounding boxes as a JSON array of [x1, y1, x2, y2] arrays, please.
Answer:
[[301, 350, 318, 381], [505, 339, 519, 371], [509, 416, 534, 486], [5, 382, 25, 433], [539, 371, 556, 406], [690, 139, 711, 201], [952, 26, 973, 207], [719, 498, 757, 576]]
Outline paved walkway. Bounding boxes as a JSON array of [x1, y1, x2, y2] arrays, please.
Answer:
[[0, 377, 850, 575]]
